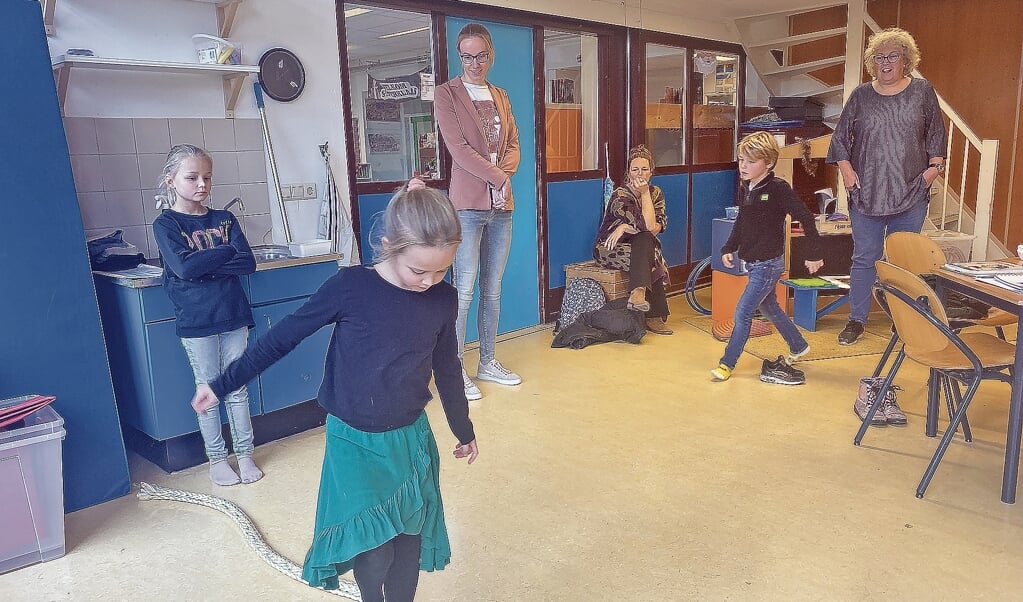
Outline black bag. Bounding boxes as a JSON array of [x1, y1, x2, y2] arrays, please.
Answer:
[[555, 277, 607, 334]]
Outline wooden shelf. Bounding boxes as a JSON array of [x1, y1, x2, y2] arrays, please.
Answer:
[[52, 55, 259, 118], [43, 0, 243, 38]]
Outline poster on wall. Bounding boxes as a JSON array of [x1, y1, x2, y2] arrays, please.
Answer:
[[368, 70, 432, 102], [368, 133, 401, 153], [365, 98, 401, 122]]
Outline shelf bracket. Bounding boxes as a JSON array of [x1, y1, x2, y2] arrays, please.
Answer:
[[41, 0, 56, 36], [223, 73, 247, 118], [217, 0, 242, 39], [53, 64, 71, 116]]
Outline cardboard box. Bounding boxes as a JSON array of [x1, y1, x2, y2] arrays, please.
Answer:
[[0, 405, 66, 574], [565, 260, 627, 300], [815, 218, 852, 234]]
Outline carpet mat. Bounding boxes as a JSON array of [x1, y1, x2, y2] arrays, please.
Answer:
[[683, 312, 894, 362]]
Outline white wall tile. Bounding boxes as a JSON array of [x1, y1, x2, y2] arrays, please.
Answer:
[[64, 117, 98, 155], [100, 154, 142, 191], [236, 150, 268, 183], [242, 213, 273, 245], [234, 119, 264, 151], [202, 119, 236, 151], [96, 119, 136, 154], [106, 190, 146, 227], [240, 182, 271, 215], [169, 119, 204, 147], [138, 153, 167, 191], [145, 225, 158, 259], [78, 192, 106, 230], [132, 118, 171, 154], [213, 184, 242, 209], [211, 151, 239, 184], [70, 154, 104, 193]]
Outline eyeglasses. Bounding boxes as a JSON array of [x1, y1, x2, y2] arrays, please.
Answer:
[[459, 51, 490, 66], [872, 52, 903, 64]]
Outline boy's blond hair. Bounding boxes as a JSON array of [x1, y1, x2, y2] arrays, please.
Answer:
[[737, 131, 779, 168]]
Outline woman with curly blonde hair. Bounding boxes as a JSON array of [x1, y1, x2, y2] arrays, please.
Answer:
[[593, 144, 672, 335], [826, 27, 946, 354]]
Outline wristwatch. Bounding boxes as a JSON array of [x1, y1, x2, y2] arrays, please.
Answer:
[[929, 162, 945, 174]]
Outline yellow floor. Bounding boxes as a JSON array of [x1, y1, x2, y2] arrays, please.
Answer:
[[5, 294, 1023, 600]]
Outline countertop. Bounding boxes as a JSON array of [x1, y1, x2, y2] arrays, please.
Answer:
[[94, 254, 345, 288]]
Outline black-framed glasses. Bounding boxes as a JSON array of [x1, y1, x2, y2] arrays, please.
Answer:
[[873, 52, 902, 64], [459, 51, 490, 66]]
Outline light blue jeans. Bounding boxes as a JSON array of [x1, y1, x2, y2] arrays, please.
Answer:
[[453, 209, 513, 364], [720, 255, 808, 369], [180, 326, 254, 463], [848, 201, 929, 323]]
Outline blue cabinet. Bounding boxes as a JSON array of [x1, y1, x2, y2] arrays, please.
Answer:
[[95, 259, 338, 442]]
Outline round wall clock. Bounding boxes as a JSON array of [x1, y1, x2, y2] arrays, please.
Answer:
[[258, 47, 306, 102]]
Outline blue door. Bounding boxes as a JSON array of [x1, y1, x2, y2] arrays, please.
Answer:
[[445, 17, 540, 341]]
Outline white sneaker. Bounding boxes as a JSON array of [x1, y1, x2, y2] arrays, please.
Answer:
[[462, 369, 482, 401], [786, 344, 810, 365], [477, 359, 522, 386]]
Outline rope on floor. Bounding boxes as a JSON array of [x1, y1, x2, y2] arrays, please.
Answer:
[[137, 482, 362, 600]]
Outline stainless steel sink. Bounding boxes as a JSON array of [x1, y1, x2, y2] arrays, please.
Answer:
[[251, 245, 293, 263]]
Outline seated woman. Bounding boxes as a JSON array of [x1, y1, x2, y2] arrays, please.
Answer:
[[592, 145, 672, 335]]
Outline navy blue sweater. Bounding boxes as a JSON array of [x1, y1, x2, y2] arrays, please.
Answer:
[[721, 173, 823, 262], [210, 266, 475, 445], [153, 208, 255, 338]]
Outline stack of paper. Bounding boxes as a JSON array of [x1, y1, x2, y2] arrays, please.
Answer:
[[942, 261, 1023, 276], [977, 273, 1023, 293], [0, 394, 56, 429]]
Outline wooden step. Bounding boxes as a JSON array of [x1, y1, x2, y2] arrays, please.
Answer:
[[747, 27, 847, 49]]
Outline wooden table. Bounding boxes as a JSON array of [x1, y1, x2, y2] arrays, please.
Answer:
[[934, 267, 1023, 504]]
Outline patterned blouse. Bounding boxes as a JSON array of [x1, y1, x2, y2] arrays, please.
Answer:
[[592, 184, 669, 283]]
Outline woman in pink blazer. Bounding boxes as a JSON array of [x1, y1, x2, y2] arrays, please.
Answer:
[[435, 22, 521, 401]]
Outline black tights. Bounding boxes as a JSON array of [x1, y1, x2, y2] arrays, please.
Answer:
[[352, 534, 422, 602]]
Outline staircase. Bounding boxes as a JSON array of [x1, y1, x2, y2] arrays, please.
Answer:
[[734, 1, 1002, 260]]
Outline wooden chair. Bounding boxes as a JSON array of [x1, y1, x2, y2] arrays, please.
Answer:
[[871, 231, 1015, 380], [854, 261, 1016, 498]]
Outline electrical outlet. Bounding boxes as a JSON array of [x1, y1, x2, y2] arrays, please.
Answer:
[[303, 183, 317, 199], [280, 185, 292, 200]]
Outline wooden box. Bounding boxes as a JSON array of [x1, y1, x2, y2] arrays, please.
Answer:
[[564, 260, 627, 300]]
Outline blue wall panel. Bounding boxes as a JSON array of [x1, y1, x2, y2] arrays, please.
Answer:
[[0, 1, 130, 512], [651, 172, 689, 266], [546, 178, 604, 288], [691, 170, 738, 261]]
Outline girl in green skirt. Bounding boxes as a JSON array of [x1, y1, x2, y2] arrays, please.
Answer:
[[192, 178, 479, 601]]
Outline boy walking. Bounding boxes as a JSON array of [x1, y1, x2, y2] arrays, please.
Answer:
[[712, 132, 824, 384]]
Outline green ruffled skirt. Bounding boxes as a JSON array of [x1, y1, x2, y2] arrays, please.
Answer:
[[301, 412, 451, 590]]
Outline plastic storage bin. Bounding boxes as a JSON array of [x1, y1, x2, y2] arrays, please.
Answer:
[[0, 405, 67, 574]]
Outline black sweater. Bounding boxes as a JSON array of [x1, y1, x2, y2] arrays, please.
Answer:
[[153, 209, 255, 338], [720, 173, 823, 263], [210, 266, 475, 445]]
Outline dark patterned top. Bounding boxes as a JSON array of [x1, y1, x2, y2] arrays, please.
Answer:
[[592, 184, 668, 283], [826, 78, 947, 216], [472, 99, 501, 157]]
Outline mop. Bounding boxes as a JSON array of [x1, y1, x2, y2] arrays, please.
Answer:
[[255, 82, 293, 244], [138, 482, 362, 600]]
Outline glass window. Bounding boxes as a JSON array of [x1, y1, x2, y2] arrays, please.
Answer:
[[644, 44, 687, 167], [543, 30, 599, 173], [344, 4, 437, 183], [692, 51, 738, 164]]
